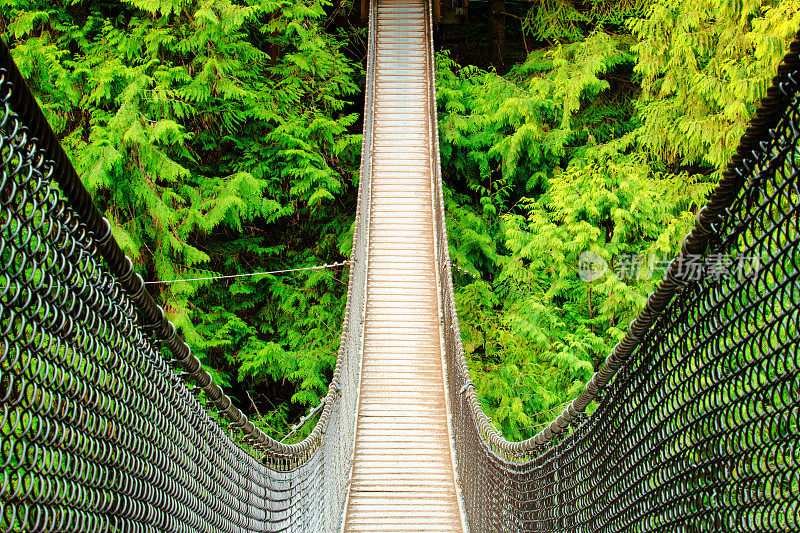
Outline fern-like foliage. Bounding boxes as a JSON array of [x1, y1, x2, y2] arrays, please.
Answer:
[[437, 0, 797, 440], [2, 0, 363, 439], [629, 0, 800, 170]]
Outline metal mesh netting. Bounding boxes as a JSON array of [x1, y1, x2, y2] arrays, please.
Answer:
[[4, 0, 800, 531], [0, 27, 373, 531], [427, 16, 800, 533]]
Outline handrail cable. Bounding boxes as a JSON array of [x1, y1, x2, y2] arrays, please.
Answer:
[[435, 22, 800, 530], [0, 7, 377, 522], [445, 33, 800, 454], [144, 260, 352, 285]]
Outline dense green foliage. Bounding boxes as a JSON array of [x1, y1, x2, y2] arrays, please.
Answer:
[[1, 0, 363, 439], [3, 0, 798, 442], [441, 0, 799, 439]]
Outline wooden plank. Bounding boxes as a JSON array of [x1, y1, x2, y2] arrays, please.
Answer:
[[342, 1, 465, 531]]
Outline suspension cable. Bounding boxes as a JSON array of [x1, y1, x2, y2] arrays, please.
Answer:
[[144, 261, 352, 285]]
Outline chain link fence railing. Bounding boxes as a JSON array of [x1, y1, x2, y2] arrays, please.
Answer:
[[0, 10, 378, 527], [428, 11, 800, 529]]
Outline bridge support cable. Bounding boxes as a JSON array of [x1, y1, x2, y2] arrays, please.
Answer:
[[0, 36, 369, 531], [436, 34, 800, 531]]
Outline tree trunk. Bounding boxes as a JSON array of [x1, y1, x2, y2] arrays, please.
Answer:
[[490, 0, 505, 72]]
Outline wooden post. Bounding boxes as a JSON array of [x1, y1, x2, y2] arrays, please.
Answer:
[[434, 0, 441, 23], [361, 0, 368, 20]]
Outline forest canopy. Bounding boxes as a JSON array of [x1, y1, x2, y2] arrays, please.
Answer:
[[2, 0, 797, 441]]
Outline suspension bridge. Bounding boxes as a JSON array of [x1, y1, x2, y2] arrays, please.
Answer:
[[1, 0, 798, 531]]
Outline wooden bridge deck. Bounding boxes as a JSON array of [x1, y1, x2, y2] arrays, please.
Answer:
[[342, 1, 465, 531]]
